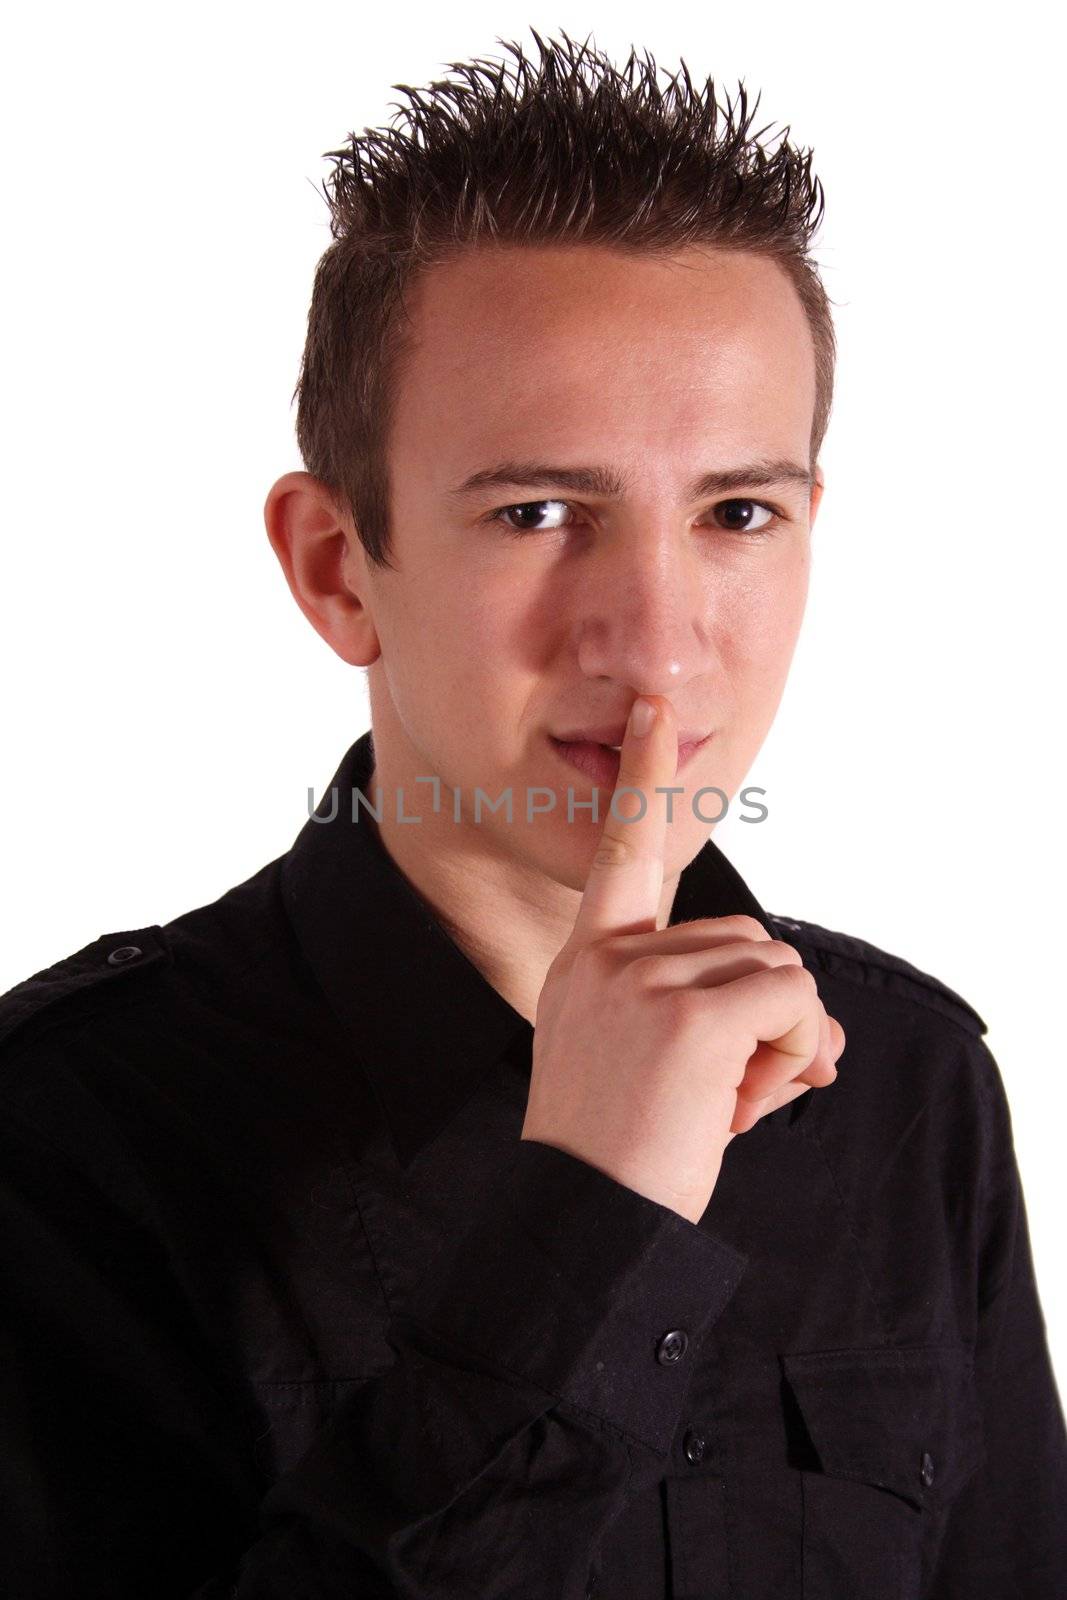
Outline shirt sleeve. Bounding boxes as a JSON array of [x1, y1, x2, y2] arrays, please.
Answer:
[[0, 1105, 746, 1600], [926, 1036, 1067, 1595]]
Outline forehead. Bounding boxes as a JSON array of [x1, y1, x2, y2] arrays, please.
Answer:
[[389, 243, 816, 476]]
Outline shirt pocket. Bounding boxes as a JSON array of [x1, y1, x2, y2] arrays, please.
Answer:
[[780, 1345, 984, 1600]]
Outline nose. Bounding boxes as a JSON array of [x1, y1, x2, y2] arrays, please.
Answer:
[[573, 527, 713, 697]]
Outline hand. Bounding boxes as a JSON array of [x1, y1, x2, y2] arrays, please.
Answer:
[[521, 694, 845, 1224]]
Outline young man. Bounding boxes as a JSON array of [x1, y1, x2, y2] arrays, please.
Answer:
[[2, 30, 1064, 1599]]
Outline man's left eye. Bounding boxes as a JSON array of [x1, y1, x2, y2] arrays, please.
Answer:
[[711, 499, 776, 532]]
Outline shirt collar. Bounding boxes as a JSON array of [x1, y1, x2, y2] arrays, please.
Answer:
[[280, 728, 777, 1166]]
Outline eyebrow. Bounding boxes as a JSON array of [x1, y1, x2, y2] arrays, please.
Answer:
[[447, 458, 814, 502]]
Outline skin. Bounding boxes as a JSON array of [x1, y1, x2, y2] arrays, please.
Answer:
[[265, 242, 824, 1029]]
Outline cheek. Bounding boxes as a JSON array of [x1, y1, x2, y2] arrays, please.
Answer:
[[714, 552, 810, 695], [382, 578, 526, 738]]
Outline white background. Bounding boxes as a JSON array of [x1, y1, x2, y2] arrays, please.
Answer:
[[2, 2, 1063, 1395]]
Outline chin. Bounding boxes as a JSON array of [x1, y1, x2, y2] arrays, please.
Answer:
[[531, 806, 692, 887]]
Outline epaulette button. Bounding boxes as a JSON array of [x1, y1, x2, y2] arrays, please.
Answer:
[[106, 945, 143, 967]]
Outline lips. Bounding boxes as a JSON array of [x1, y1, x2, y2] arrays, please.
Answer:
[[552, 722, 710, 747], [548, 733, 710, 787]]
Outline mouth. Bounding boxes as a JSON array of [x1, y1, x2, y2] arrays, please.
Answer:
[[547, 732, 711, 787]]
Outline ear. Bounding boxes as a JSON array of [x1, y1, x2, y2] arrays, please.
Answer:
[[263, 472, 381, 668], [809, 465, 825, 529]]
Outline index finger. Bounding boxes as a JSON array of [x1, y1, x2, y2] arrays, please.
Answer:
[[567, 694, 679, 948]]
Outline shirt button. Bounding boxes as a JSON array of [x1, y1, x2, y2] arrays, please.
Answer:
[[920, 1451, 936, 1488], [683, 1428, 707, 1464], [106, 945, 143, 966], [656, 1329, 689, 1365]]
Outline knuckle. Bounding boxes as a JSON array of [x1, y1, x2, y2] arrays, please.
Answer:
[[571, 938, 618, 981], [658, 983, 703, 1033], [713, 914, 768, 940], [774, 960, 817, 994], [629, 952, 675, 990], [591, 834, 638, 870]]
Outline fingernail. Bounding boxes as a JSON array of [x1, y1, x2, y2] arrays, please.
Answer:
[[629, 698, 655, 738]]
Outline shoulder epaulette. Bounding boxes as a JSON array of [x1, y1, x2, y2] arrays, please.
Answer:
[[0, 927, 171, 1057], [767, 913, 987, 1038]]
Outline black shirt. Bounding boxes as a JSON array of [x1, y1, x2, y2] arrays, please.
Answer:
[[2, 728, 1064, 1599]]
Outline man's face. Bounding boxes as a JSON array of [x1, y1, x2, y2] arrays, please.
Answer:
[[351, 242, 820, 891]]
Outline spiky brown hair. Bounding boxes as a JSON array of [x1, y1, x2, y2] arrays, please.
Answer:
[[294, 28, 835, 571]]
